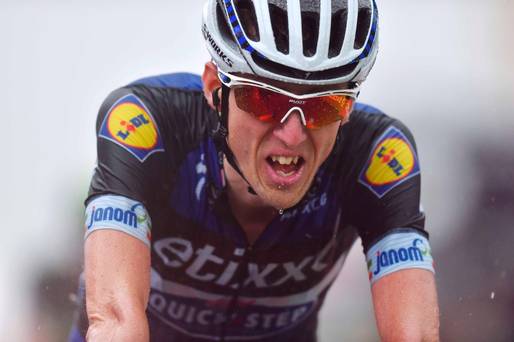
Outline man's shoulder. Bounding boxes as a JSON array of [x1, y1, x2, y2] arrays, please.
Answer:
[[353, 102, 385, 116], [351, 102, 395, 129], [128, 72, 204, 92], [100, 72, 205, 115], [347, 102, 416, 145], [96, 72, 215, 138], [331, 102, 420, 198], [93, 71, 216, 169], [99, 72, 205, 114]]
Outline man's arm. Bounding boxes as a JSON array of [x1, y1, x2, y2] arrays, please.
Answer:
[[85, 230, 151, 342], [371, 269, 440, 342]]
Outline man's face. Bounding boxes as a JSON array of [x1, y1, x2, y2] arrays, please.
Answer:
[[226, 79, 345, 210]]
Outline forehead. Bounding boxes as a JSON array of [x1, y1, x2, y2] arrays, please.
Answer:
[[235, 73, 353, 95]]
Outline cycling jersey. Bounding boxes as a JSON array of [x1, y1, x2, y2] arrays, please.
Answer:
[[70, 73, 433, 342]]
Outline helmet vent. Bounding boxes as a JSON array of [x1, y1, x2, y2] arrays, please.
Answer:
[[268, 2, 290, 54], [300, 1, 320, 57], [204, 0, 379, 84], [328, 5, 348, 58], [354, 1, 372, 50], [216, 3, 238, 49], [234, 0, 260, 42]]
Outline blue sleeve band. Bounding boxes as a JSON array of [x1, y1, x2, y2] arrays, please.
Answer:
[[84, 195, 152, 247], [366, 230, 434, 284]]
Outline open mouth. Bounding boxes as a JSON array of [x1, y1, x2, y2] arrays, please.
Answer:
[[266, 155, 305, 178]]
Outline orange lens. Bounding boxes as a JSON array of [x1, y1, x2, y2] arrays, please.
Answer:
[[302, 95, 354, 129], [233, 86, 354, 129]]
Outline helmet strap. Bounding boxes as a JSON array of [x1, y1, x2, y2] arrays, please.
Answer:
[[213, 85, 257, 195]]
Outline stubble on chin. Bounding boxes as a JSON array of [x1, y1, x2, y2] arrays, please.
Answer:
[[255, 177, 313, 210]]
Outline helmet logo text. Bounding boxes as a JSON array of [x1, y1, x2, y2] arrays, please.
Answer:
[[203, 24, 233, 67]]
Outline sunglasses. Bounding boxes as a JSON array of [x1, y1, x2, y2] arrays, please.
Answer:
[[218, 71, 359, 129]]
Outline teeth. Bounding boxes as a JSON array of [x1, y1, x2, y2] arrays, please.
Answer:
[[280, 156, 292, 165], [271, 156, 300, 165]]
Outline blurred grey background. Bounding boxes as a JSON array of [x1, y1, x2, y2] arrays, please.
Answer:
[[1, 0, 513, 341]]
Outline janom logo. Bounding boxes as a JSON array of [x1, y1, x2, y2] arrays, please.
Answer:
[[370, 239, 430, 276], [87, 203, 147, 230]]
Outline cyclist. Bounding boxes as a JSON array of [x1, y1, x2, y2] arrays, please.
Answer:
[[70, 0, 439, 341]]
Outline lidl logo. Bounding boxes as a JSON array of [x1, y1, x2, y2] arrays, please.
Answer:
[[359, 126, 420, 197], [99, 94, 164, 161]]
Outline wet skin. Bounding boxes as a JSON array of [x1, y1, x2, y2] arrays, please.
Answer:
[[202, 62, 351, 229], [225, 87, 342, 212]]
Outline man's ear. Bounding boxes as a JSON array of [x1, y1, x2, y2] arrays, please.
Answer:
[[202, 61, 222, 110]]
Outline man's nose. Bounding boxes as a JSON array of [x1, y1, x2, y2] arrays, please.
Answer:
[[272, 110, 308, 147]]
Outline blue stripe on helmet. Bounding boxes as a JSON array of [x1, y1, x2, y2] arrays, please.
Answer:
[[353, 0, 379, 62], [223, 0, 266, 60]]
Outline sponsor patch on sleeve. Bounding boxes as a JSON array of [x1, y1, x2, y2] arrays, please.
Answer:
[[366, 230, 434, 284], [99, 94, 164, 162], [358, 126, 420, 198], [84, 195, 152, 247]]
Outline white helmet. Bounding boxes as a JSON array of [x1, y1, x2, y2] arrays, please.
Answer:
[[202, 0, 379, 85]]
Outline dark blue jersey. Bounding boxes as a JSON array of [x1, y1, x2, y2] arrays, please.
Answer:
[[71, 73, 430, 342]]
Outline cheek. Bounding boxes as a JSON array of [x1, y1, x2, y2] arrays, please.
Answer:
[[311, 123, 340, 161], [227, 99, 246, 146]]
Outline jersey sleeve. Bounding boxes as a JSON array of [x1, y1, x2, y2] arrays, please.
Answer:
[[344, 111, 434, 283], [84, 194, 152, 246], [88, 87, 169, 201], [85, 87, 170, 244]]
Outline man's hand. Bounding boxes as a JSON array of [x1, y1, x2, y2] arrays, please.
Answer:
[[371, 269, 440, 342], [85, 230, 151, 342]]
